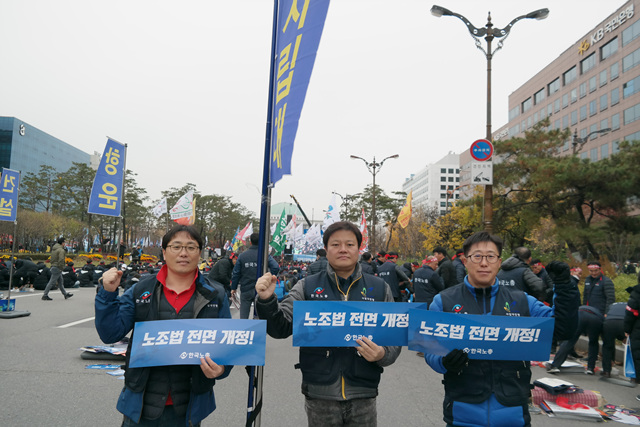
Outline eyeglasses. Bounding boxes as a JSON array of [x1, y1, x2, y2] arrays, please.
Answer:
[[467, 254, 500, 264], [166, 244, 200, 254]]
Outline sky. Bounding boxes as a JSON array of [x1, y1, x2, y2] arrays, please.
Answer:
[[0, 0, 627, 224]]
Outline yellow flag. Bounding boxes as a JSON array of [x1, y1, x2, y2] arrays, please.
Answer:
[[397, 191, 412, 229]]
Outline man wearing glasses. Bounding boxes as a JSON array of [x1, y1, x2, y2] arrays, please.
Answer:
[[424, 231, 557, 427], [95, 225, 232, 426]]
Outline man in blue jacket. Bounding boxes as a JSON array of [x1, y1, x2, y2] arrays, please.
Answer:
[[95, 225, 232, 426], [231, 232, 280, 319], [425, 231, 554, 427]]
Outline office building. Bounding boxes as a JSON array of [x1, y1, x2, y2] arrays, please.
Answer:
[[402, 152, 460, 216]]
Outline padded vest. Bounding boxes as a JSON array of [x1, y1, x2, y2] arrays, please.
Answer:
[[440, 284, 533, 407], [297, 271, 386, 389], [377, 262, 400, 298], [497, 267, 527, 292], [124, 277, 221, 420]]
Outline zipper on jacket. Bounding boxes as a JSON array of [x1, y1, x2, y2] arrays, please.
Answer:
[[341, 375, 346, 400]]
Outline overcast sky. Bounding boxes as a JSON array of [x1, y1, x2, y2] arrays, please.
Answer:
[[0, 0, 625, 223]]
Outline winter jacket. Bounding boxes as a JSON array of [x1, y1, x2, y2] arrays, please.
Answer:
[[306, 256, 328, 276], [436, 258, 458, 288], [427, 278, 554, 427], [33, 263, 51, 290], [230, 246, 279, 292], [452, 257, 466, 285], [255, 262, 401, 401], [95, 269, 232, 426], [208, 258, 234, 288], [497, 256, 545, 300], [583, 273, 615, 315], [412, 265, 444, 307]]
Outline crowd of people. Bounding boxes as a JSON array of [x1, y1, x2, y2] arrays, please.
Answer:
[[4, 222, 640, 426]]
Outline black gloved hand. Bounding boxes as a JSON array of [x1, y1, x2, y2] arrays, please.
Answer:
[[546, 261, 571, 284], [442, 349, 469, 374]]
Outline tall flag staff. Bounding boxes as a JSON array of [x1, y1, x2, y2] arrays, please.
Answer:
[[0, 168, 28, 318], [87, 138, 127, 269], [250, 1, 331, 425]]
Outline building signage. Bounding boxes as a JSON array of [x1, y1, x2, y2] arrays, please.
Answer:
[[579, 4, 634, 55]]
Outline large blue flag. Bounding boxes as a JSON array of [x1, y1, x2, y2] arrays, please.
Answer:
[[270, 0, 330, 184], [0, 168, 20, 222], [88, 138, 126, 216]]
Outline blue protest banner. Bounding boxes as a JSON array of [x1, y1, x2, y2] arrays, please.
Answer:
[[292, 301, 427, 347], [270, 0, 330, 184], [88, 138, 126, 217], [128, 318, 267, 368], [408, 309, 554, 361], [0, 168, 20, 222]]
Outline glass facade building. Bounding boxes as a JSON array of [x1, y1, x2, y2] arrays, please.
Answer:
[[0, 117, 91, 177]]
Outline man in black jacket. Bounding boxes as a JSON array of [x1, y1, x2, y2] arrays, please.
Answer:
[[306, 248, 328, 275], [377, 252, 411, 302], [254, 221, 400, 426], [359, 252, 377, 275], [451, 249, 466, 285], [208, 252, 237, 300], [497, 247, 545, 301], [231, 233, 280, 319], [433, 246, 457, 288], [413, 255, 443, 307]]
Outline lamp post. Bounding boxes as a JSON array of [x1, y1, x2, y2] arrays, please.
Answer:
[[572, 128, 612, 155], [431, 5, 549, 233], [350, 154, 399, 253]]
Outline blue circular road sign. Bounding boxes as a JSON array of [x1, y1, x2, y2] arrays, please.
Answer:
[[470, 139, 493, 161]]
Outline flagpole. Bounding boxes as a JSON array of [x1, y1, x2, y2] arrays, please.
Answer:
[[247, 1, 279, 426], [116, 144, 128, 270]]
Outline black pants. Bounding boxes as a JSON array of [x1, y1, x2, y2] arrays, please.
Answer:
[[602, 319, 625, 373]]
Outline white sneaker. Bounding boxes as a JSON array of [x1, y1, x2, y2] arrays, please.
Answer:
[[28, 288, 34, 292], [547, 366, 560, 373], [585, 370, 594, 375]]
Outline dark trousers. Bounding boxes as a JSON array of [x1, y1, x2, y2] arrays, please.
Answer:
[[552, 309, 603, 371], [602, 318, 625, 373]]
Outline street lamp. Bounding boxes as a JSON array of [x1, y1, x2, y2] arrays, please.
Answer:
[[431, 5, 549, 232], [350, 154, 399, 253], [572, 128, 612, 155]]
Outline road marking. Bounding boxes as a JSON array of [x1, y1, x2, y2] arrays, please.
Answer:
[[59, 316, 95, 328]]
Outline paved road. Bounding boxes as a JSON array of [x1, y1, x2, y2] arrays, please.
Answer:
[[1, 289, 639, 426]]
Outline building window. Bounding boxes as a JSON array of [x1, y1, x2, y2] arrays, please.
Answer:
[[548, 78, 560, 96], [440, 168, 446, 173], [590, 124, 598, 140], [601, 118, 609, 133], [509, 106, 520, 121], [600, 93, 608, 111], [440, 202, 446, 207], [589, 99, 597, 116], [456, 169, 460, 173], [611, 62, 619, 80], [440, 193, 446, 198], [554, 119, 560, 130], [581, 53, 596, 74], [561, 93, 568, 109], [534, 112, 538, 123], [554, 99, 561, 113], [590, 148, 598, 162], [589, 76, 597, 92], [601, 143, 609, 159], [547, 103, 553, 116], [601, 37, 619, 61], [564, 66, 577, 85], [580, 105, 588, 121], [579, 82, 587, 98], [623, 75, 640, 98], [562, 140, 570, 152], [612, 140, 620, 154], [522, 97, 532, 113], [580, 128, 588, 139], [600, 69, 608, 87], [612, 113, 620, 130], [448, 168, 454, 173], [534, 88, 545, 105], [562, 114, 569, 130], [623, 19, 640, 46], [440, 176, 446, 182], [611, 87, 620, 106], [456, 177, 460, 182], [623, 46, 640, 72], [581, 152, 588, 160], [448, 177, 454, 182], [570, 110, 578, 126], [624, 101, 640, 125], [570, 88, 577, 104], [626, 131, 640, 142], [440, 185, 446, 190]]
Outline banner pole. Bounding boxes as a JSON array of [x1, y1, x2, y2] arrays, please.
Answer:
[[6, 220, 17, 299], [246, 0, 279, 425]]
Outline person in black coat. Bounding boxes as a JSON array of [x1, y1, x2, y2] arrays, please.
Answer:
[[0, 260, 10, 290], [79, 260, 96, 287], [359, 252, 377, 275], [14, 258, 39, 291], [433, 246, 457, 288], [208, 253, 237, 299], [601, 302, 627, 377], [62, 262, 79, 289], [452, 249, 467, 285], [33, 262, 51, 290]]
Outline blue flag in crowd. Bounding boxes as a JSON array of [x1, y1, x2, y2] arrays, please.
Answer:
[[88, 138, 126, 217], [408, 309, 554, 361], [128, 318, 267, 368], [292, 301, 427, 347], [0, 168, 20, 222], [270, 0, 330, 184]]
